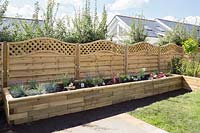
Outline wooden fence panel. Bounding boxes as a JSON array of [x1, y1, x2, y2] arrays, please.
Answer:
[[79, 41, 125, 78], [0, 43, 2, 97], [0, 38, 185, 87], [160, 44, 183, 72], [7, 38, 76, 84], [127, 42, 159, 73], [0, 43, 2, 87]]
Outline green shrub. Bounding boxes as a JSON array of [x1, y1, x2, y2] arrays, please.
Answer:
[[9, 84, 26, 98], [181, 54, 200, 77], [169, 57, 182, 74], [126, 16, 147, 44], [137, 68, 145, 80], [27, 80, 39, 90], [62, 74, 70, 87], [92, 77, 103, 86], [182, 38, 198, 55], [159, 23, 188, 46], [0, 0, 107, 43], [43, 81, 57, 93], [24, 88, 43, 96]]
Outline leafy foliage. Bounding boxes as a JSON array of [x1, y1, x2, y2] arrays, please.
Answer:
[[9, 84, 26, 98], [137, 68, 145, 80], [92, 77, 103, 86], [0, 0, 8, 23], [24, 87, 44, 96], [181, 54, 200, 77], [159, 23, 200, 46], [169, 57, 182, 74], [0, 0, 9, 41], [182, 38, 198, 55], [126, 17, 147, 44], [43, 80, 57, 93], [69, 0, 107, 43], [27, 80, 39, 90], [62, 73, 70, 87], [0, 0, 107, 43], [159, 23, 188, 46], [119, 74, 130, 82], [170, 39, 200, 77]]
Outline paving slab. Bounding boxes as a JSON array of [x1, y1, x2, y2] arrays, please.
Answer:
[[54, 113, 168, 133]]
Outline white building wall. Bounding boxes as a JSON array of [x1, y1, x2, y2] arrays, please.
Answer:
[[107, 17, 159, 45]]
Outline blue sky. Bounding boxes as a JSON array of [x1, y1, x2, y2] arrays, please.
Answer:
[[5, 0, 200, 24]]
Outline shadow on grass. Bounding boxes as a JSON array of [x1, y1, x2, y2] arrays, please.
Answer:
[[1, 89, 190, 133]]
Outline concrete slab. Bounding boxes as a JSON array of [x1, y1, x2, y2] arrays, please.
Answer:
[[53, 113, 168, 133]]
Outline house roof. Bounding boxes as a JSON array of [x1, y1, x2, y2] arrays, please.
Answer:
[[115, 15, 168, 38], [156, 18, 200, 36], [110, 15, 200, 38], [0, 17, 44, 31]]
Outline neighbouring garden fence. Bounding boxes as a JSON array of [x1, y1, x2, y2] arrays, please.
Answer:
[[0, 37, 185, 91]]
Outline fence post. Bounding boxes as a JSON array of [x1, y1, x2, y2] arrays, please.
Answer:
[[158, 45, 161, 72], [75, 44, 80, 79], [2, 42, 8, 88], [124, 44, 128, 75]]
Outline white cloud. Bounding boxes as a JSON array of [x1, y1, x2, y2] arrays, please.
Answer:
[[163, 16, 177, 21], [163, 16, 200, 25], [182, 16, 200, 25], [5, 4, 34, 18], [109, 0, 149, 11], [107, 11, 121, 23], [56, 0, 83, 8]]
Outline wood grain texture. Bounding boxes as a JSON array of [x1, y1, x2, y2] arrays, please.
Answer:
[[3, 75, 183, 125], [0, 38, 185, 110]]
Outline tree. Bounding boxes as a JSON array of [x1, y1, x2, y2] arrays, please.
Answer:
[[0, 0, 9, 41], [0, 0, 8, 23], [158, 23, 199, 46], [70, 0, 107, 43], [0, 0, 107, 43], [96, 5, 107, 39], [127, 17, 147, 44]]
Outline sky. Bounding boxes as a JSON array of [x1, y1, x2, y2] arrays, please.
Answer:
[[4, 0, 200, 25]]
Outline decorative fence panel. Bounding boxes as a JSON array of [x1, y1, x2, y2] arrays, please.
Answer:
[[127, 42, 159, 74], [79, 41, 125, 78], [0, 38, 186, 89], [7, 38, 76, 84], [160, 44, 183, 72]]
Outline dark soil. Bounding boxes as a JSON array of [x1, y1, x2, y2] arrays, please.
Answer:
[[0, 89, 190, 133]]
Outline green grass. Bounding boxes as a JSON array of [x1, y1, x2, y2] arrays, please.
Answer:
[[129, 91, 200, 133]]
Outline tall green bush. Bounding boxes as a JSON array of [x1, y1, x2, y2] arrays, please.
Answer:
[[70, 0, 107, 43], [159, 23, 200, 46], [182, 38, 198, 55], [170, 38, 200, 77], [159, 23, 188, 46], [1, 0, 107, 43], [126, 17, 147, 44], [0, 0, 9, 41]]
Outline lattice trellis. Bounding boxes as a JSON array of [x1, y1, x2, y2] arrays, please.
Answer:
[[160, 43, 183, 55], [8, 38, 76, 56], [80, 40, 124, 55], [128, 42, 159, 55]]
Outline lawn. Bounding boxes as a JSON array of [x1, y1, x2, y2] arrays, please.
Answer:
[[129, 91, 200, 133]]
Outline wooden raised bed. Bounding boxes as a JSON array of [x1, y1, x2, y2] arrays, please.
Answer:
[[3, 75, 183, 125], [183, 76, 200, 91]]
